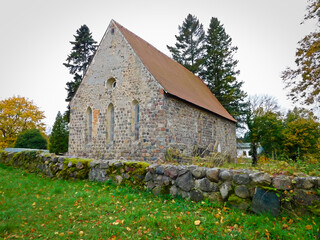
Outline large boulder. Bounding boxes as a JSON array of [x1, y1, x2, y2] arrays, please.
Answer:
[[176, 171, 195, 192]]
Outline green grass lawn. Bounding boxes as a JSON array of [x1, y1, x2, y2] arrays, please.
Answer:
[[0, 163, 319, 240]]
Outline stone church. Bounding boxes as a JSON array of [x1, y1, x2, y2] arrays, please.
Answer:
[[68, 20, 237, 161]]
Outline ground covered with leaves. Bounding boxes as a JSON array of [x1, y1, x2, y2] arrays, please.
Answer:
[[0, 163, 319, 239]]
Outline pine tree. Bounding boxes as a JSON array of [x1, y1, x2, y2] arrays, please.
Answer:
[[201, 17, 248, 125], [63, 25, 97, 121], [49, 111, 69, 154], [167, 14, 205, 74]]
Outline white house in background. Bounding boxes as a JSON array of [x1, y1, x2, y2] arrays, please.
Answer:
[[237, 143, 263, 158]]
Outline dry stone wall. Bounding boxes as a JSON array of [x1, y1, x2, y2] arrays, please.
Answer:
[[1, 150, 319, 216]]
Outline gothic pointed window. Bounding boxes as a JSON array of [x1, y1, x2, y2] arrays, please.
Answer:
[[87, 107, 92, 143], [132, 100, 139, 140], [107, 103, 114, 142]]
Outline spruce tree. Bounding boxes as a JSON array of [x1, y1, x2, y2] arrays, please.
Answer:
[[64, 25, 97, 122], [167, 14, 205, 75], [201, 17, 248, 125], [49, 111, 69, 154], [14, 129, 47, 149]]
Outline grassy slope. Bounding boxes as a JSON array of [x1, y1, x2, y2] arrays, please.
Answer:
[[0, 163, 319, 240]]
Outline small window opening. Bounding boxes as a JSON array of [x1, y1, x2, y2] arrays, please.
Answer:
[[111, 28, 115, 34], [132, 100, 140, 140], [87, 107, 92, 143], [106, 103, 115, 142], [106, 78, 117, 90]]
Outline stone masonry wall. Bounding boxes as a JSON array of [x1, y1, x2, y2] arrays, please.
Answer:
[[164, 95, 237, 158], [1, 150, 319, 216]]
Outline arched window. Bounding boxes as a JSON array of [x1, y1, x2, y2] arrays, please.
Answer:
[[132, 100, 139, 140], [107, 103, 115, 142], [87, 107, 92, 143]]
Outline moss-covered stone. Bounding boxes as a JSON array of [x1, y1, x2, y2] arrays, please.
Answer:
[[59, 158, 92, 180], [228, 194, 251, 210], [306, 201, 320, 216]]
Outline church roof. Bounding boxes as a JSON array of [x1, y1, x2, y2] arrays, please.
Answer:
[[113, 20, 236, 123]]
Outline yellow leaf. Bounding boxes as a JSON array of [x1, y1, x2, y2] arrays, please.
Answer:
[[194, 220, 201, 226], [305, 225, 313, 230], [79, 231, 84, 236]]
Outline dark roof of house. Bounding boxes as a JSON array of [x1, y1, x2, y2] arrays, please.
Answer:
[[113, 20, 236, 122]]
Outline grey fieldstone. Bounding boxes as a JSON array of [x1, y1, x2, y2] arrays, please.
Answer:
[[99, 161, 109, 169], [89, 160, 99, 168], [114, 161, 123, 168], [204, 192, 223, 202], [219, 170, 232, 181], [250, 172, 272, 186], [220, 182, 232, 200], [152, 186, 162, 196], [115, 175, 123, 185], [235, 186, 250, 199], [251, 187, 280, 216], [145, 172, 153, 182], [177, 166, 188, 176], [294, 177, 314, 190], [155, 166, 164, 175], [273, 175, 292, 190], [206, 168, 219, 183], [233, 173, 250, 185], [52, 157, 58, 163], [190, 190, 204, 202], [192, 167, 206, 179], [68, 161, 73, 167], [146, 181, 155, 190], [58, 157, 65, 163], [169, 185, 180, 197], [294, 189, 320, 206], [164, 165, 178, 179], [76, 162, 84, 169], [176, 171, 195, 192], [195, 178, 218, 192]]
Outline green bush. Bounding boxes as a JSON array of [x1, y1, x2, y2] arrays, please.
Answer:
[[14, 129, 47, 149]]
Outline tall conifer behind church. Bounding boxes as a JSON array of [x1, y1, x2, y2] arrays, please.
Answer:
[[49, 111, 69, 154], [201, 17, 248, 125], [63, 25, 97, 122], [167, 14, 205, 75]]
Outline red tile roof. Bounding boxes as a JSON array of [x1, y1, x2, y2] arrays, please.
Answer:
[[113, 20, 236, 123]]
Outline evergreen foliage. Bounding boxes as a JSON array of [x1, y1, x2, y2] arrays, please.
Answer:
[[14, 129, 47, 149], [201, 17, 248, 125], [167, 14, 205, 75], [49, 111, 69, 154], [64, 25, 97, 122]]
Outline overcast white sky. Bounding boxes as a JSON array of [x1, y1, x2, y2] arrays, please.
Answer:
[[0, 0, 317, 130]]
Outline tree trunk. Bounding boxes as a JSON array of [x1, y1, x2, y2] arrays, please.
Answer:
[[251, 142, 257, 166]]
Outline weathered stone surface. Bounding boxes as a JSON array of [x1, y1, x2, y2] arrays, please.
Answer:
[[58, 157, 65, 163], [233, 173, 250, 185], [146, 181, 155, 190], [294, 177, 314, 190], [250, 172, 272, 186], [228, 194, 251, 210], [169, 185, 180, 197], [219, 170, 232, 181], [273, 175, 292, 190], [114, 162, 123, 168], [76, 162, 84, 169], [152, 186, 162, 196], [115, 175, 123, 185], [89, 160, 99, 168], [235, 186, 250, 199], [294, 189, 320, 206], [220, 182, 232, 200], [68, 161, 73, 168], [145, 172, 153, 182], [164, 165, 178, 179], [206, 168, 219, 183], [176, 172, 195, 192], [204, 192, 223, 202], [191, 167, 206, 179], [195, 178, 218, 192], [155, 166, 164, 175], [177, 166, 188, 176], [89, 168, 106, 182], [251, 187, 280, 216], [190, 190, 204, 202]]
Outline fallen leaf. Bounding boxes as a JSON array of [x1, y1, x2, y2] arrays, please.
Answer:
[[305, 225, 312, 230], [194, 220, 201, 226]]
